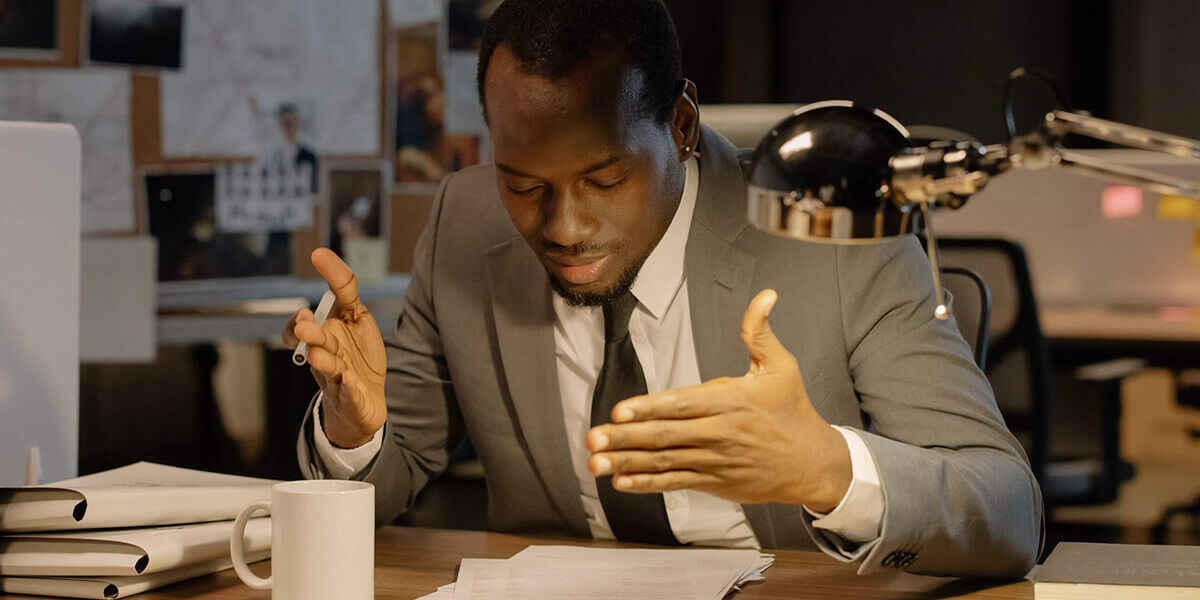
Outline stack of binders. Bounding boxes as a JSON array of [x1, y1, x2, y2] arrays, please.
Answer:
[[0, 462, 277, 599]]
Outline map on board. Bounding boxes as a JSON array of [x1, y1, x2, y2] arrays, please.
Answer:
[[0, 70, 133, 233], [160, 0, 380, 158]]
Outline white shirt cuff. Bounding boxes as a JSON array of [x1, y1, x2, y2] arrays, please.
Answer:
[[312, 393, 384, 479], [804, 426, 884, 556]]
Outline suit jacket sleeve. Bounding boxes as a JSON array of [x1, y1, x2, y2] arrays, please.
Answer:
[[801, 235, 1043, 577], [297, 172, 465, 527]]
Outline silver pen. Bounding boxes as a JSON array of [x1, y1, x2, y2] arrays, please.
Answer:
[[293, 290, 337, 366]]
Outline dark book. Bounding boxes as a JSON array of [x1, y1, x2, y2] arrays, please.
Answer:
[[1035, 542, 1200, 600]]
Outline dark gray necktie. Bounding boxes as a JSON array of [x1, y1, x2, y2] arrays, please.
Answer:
[[590, 291, 680, 546]]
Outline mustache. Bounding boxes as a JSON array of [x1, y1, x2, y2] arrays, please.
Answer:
[[541, 240, 622, 256]]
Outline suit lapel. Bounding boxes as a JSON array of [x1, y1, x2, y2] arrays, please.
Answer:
[[686, 229, 782, 545], [485, 236, 589, 536], [687, 125, 758, 383], [686, 226, 755, 381], [686, 126, 789, 546]]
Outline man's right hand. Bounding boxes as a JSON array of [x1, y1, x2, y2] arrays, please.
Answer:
[[283, 249, 388, 449]]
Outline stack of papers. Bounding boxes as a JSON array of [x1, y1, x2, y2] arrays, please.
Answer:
[[420, 545, 774, 599]]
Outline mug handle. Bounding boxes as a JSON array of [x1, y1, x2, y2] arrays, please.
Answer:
[[230, 499, 272, 590]]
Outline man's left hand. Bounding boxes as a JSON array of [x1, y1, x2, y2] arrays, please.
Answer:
[[586, 289, 853, 512]]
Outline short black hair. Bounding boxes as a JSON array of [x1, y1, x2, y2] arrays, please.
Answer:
[[476, 0, 683, 124]]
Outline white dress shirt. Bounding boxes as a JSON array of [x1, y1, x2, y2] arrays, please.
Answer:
[[312, 156, 884, 556]]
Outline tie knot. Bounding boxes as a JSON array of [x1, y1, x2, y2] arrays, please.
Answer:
[[602, 291, 638, 342]]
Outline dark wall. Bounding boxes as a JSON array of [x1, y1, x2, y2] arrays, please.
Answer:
[[664, 1, 1198, 144], [772, 0, 1097, 143], [1109, 0, 1200, 139], [664, 0, 777, 105]]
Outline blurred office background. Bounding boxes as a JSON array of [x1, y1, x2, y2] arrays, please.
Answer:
[[1, 0, 1197, 556]]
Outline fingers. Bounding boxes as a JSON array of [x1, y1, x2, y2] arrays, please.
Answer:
[[315, 357, 370, 427], [311, 248, 365, 314], [612, 470, 723, 494], [307, 345, 348, 381], [589, 448, 722, 476], [294, 319, 342, 357], [609, 378, 740, 423], [587, 417, 720, 452], [282, 309, 314, 349], [331, 368, 365, 415], [740, 289, 792, 374]]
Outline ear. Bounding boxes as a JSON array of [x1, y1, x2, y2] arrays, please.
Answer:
[[671, 79, 700, 162]]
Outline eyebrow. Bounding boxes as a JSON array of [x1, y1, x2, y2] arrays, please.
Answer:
[[496, 154, 622, 179]]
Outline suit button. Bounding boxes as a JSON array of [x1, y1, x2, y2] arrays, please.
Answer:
[[883, 551, 902, 568], [883, 551, 916, 569]]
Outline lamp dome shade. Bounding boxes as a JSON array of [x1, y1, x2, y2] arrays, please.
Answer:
[[746, 101, 915, 241]]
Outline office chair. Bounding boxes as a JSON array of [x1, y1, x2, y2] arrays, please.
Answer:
[[937, 237, 1136, 506], [940, 267, 991, 370], [936, 238, 1051, 479]]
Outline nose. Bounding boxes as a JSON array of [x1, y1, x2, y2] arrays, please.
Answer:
[[542, 189, 598, 250]]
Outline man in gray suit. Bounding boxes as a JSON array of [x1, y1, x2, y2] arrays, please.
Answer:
[[285, 0, 1041, 577]]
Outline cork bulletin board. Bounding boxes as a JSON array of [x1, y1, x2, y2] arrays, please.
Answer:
[[0, 0, 439, 279]]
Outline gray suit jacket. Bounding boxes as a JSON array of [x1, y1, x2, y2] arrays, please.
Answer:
[[299, 125, 1043, 577]]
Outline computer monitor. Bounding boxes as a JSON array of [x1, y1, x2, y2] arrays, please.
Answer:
[[0, 122, 81, 485]]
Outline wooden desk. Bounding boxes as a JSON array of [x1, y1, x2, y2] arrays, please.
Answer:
[[1041, 306, 1200, 375], [1041, 306, 1200, 343], [0, 527, 1031, 600]]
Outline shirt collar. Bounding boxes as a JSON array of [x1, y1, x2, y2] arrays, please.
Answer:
[[631, 155, 699, 320]]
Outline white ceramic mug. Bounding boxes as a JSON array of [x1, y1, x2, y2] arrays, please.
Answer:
[[230, 480, 375, 599]]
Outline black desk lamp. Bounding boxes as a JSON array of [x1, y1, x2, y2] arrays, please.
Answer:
[[745, 99, 1200, 320]]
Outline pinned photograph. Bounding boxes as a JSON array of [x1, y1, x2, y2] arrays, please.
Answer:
[[147, 171, 292, 281], [215, 100, 319, 233], [86, 0, 184, 69], [0, 0, 57, 59], [444, 0, 499, 137], [394, 22, 480, 183], [324, 162, 389, 280]]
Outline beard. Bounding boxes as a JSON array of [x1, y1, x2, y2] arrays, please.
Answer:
[[547, 248, 651, 308]]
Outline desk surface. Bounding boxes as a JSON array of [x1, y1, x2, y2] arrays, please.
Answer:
[[0, 527, 1031, 600], [1041, 306, 1200, 342]]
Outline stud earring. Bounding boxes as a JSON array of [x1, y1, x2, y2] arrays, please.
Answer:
[[683, 145, 692, 153]]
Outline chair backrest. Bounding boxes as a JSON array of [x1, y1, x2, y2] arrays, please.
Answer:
[[941, 267, 991, 370], [936, 237, 1053, 481]]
